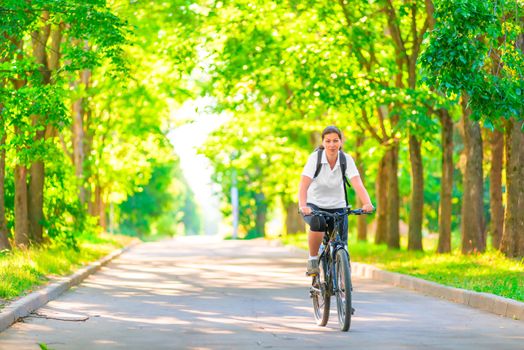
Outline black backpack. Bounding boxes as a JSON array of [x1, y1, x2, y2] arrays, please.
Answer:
[[313, 148, 351, 207]]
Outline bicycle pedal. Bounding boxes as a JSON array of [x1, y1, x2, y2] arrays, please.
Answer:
[[306, 272, 318, 277], [351, 307, 356, 315]]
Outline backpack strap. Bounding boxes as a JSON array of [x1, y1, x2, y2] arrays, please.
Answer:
[[339, 151, 351, 188], [313, 148, 323, 178], [339, 151, 351, 207]]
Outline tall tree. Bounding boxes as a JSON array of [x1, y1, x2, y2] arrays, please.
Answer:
[[489, 128, 504, 249], [11, 40, 30, 248], [421, 0, 523, 255], [1, 0, 131, 247], [437, 108, 454, 253], [460, 94, 485, 253], [28, 11, 64, 243], [0, 104, 11, 250], [71, 41, 90, 206], [380, 0, 435, 251], [500, 15, 524, 257], [355, 135, 368, 241], [500, 118, 524, 257], [374, 154, 388, 245], [0, 44, 12, 250]]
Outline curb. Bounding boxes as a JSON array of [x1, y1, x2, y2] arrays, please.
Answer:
[[0, 242, 137, 333], [274, 240, 524, 322], [351, 262, 524, 322]]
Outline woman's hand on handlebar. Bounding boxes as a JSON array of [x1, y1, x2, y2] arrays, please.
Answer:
[[362, 203, 375, 213], [300, 206, 312, 215]]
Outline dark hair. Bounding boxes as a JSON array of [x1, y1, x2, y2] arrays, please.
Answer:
[[318, 125, 343, 150], [322, 125, 343, 140]]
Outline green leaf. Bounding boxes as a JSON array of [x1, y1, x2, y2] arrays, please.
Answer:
[[483, 119, 494, 131]]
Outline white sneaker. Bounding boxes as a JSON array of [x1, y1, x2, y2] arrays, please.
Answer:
[[306, 258, 319, 275]]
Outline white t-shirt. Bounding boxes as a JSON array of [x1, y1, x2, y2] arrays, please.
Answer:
[[302, 150, 360, 209]]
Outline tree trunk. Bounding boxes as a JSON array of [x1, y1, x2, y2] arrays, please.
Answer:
[[489, 129, 504, 249], [356, 195, 368, 241], [27, 16, 60, 244], [0, 114, 11, 250], [309, 131, 322, 148], [460, 94, 485, 254], [500, 16, 524, 257], [386, 144, 400, 249], [500, 118, 524, 257], [8, 38, 30, 247], [408, 134, 424, 251], [99, 196, 107, 231], [72, 84, 86, 204], [0, 57, 10, 250], [83, 124, 93, 208], [28, 154, 44, 244], [14, 163, 29, 247], [355, 135, 367, 241], [374, 154, 388, 244], [437, 108, 453, 253], [285, 201, 303, 235], [72, 40, 91, 205], [93, 183, 107, 229], [255, 192, 267, 237]]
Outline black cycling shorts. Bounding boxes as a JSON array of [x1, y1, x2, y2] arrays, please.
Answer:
[[301, 203, 348, 242]]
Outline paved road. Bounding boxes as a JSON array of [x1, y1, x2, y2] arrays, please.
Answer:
[[0, 236, 522, 350]]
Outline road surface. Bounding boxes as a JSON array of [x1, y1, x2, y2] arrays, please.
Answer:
[[0, 236, 522, 349]]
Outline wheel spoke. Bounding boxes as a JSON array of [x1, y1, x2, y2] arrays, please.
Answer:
[[335, 250, 352, 331], [311, 256, 330, 326]]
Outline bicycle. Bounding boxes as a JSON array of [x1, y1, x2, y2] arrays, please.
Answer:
[[308, 207, 371, 331]]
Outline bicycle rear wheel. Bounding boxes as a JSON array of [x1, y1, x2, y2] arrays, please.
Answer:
[[335, 249, 352, 331], [311, 256, 330, 326]]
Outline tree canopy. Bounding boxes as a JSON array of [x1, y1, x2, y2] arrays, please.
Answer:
[[1, 0, 522, 257]]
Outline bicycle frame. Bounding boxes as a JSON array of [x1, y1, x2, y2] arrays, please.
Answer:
[[309, 207, 370, 331], [316, 210, 349, 297]]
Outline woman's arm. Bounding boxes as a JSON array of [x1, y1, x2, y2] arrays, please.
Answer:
[[350, 176, 374, 212], [298, 175, 313, 215]]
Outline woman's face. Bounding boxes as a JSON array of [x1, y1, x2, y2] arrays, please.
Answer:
[[322, 132, 342, 155]]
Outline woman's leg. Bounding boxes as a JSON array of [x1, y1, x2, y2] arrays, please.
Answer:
[[308, 230, 324, 256], [302, 204, 325, 256], [301, 204, 326, 274]]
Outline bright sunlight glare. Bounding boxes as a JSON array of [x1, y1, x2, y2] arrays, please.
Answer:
[[168, 97, 228, 236]]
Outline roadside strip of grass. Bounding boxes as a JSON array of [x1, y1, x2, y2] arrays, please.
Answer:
[[0, 233, 137, 303], [281, 233, 524, 302]]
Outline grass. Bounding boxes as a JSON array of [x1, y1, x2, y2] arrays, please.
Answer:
[[0, 233, 136, 303], [280, 232, 524, 302]]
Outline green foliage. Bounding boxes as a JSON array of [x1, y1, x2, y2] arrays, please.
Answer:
[[199, 0, 450, 239], [32, 141, 102, 249], [420, 0, 524, 122], [119, 159, 201, 237], [199, 110, 305, 236], [0, 0, 134, 249], [0, 0, 204, 249]]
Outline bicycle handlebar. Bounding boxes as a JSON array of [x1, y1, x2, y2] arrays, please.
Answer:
[[309, 207, 374, 218]]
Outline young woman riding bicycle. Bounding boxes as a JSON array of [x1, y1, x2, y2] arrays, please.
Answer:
[[298, 125, 374, 275]]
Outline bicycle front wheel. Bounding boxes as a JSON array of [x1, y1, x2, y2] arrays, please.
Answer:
[[335, 249, 352, 331], [311, 256, 330, 326]]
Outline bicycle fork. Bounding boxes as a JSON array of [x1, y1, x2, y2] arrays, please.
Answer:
[[331, 246, 352, 294]]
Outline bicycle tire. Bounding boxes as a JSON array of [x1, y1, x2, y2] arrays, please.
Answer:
[[335, 249, 352, 331], [311, 255, 330, 326]]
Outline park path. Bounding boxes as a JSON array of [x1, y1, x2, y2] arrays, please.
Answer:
[[0, 236, 522, 350]]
